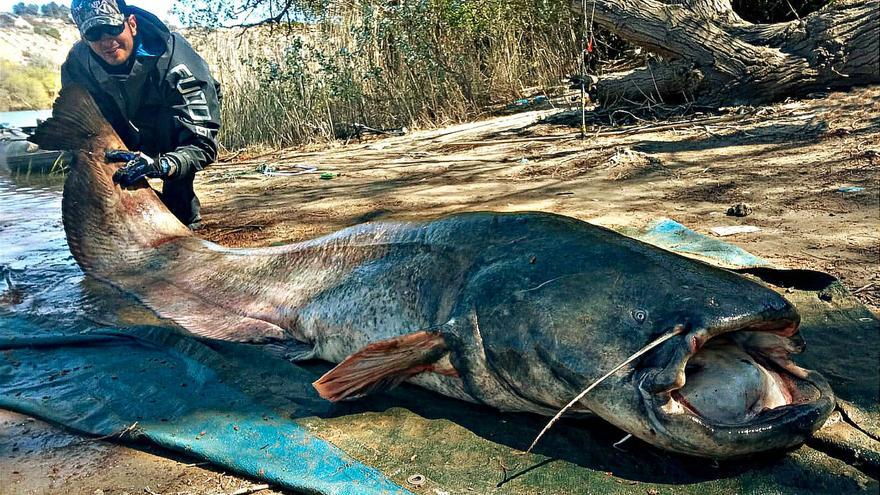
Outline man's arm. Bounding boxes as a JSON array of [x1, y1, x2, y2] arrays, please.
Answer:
[[163, 36, 222, 179]]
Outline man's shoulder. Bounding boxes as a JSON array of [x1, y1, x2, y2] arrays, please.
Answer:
[[168, 32, 203, 59], [164, 32, 213, 79], [64, 40, 90, 63], [62, 41, 91, 75]]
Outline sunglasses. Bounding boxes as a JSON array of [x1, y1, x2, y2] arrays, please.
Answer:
[[83, 23, 126, 42]]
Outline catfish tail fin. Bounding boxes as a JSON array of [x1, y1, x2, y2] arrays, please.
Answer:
[[29, 85, 121, 152]]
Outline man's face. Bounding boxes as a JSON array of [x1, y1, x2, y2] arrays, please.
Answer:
[[85, 15, 137, 66]]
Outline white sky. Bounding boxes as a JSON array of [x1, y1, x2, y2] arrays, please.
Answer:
[[0, 1, 178, 23]]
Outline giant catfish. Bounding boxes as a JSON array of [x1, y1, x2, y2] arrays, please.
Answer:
[[30, 86, 835, 459]]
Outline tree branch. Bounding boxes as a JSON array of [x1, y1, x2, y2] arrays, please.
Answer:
[[235, 0, 294, 29], [673, 0, 745, 24], [573, 0, 879, 105]]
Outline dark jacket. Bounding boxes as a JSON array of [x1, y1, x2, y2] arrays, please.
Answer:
[[60, 7, 221, 179]]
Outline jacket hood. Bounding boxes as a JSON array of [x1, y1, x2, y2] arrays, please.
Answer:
[[130, 6, 172, 56], [129, 6, 171, 37]]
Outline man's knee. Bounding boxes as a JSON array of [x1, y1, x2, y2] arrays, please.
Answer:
[[159, 176, 201, 227]]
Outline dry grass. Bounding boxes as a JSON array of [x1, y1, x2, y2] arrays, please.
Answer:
[[188, 1, 581, 150]]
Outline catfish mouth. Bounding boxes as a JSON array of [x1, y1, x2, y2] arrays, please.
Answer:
[[640, 318, 835, 457], [668, 336, 816, 423]]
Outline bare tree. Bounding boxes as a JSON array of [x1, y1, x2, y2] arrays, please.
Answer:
[[573, 0, 880, 105]]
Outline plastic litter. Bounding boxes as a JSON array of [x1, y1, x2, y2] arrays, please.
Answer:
[[260, 164, 319, 177], [710, 225, 762, 237], [837, 186, 865, 193], [633, 218, 768, 267], [511, 95, 549, 107]]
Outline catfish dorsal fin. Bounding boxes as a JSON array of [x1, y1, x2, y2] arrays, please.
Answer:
[[29, 84, 121, 152], [313, 331, 449, 402]]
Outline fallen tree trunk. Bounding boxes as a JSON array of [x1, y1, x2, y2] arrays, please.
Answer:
[[573, 0, 880, 105]]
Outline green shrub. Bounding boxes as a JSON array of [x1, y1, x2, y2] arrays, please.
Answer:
[[34, 25, 62, 41], [0, 59, 60, 111]]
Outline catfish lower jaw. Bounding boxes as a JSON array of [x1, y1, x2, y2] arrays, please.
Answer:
[[647, 394, 835, 459], [634, 324, 835, 458]]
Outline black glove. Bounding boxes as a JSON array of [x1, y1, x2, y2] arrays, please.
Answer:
[[107, 150, 177, 187]]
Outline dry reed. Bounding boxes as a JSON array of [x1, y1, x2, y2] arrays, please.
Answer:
[[187, 1, 581, 149]]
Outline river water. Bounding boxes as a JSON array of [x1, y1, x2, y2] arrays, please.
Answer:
[[0, 174, 138, 328], [0, 174, 84, 325], [0, 173, 173, 331], [0, 110, 52, 129]]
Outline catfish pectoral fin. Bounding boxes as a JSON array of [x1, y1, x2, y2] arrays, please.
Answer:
[[313, 331, 450, 402]]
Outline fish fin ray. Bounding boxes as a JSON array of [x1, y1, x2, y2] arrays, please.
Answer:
[[29, 85, 122, 152], [264, 341, 316, 362], [313, 330, 448, 402], [114, 277, 288, 344]]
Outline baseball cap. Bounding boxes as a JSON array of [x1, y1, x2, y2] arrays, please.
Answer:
[[71, 0, 129, 38]]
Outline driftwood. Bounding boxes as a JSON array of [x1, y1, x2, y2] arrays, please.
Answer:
[[573, 0, 880, 105]]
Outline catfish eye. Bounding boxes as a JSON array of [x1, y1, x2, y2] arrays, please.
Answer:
[[631, 309, 647, 323]]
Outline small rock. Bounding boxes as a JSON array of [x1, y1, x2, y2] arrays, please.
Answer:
[[726, 203, 752, 217]]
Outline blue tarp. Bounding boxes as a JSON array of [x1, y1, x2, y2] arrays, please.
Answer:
[[633, 218, 769, 268], [0, 319, 411, 495]]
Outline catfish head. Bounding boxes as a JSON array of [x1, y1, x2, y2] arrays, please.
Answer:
[[446, 214, 834, 459]]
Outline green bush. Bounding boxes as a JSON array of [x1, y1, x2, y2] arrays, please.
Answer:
[[34, 25, 62, 41], [0, 59, 60, 112]]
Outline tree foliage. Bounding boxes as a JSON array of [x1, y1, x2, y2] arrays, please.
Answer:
[[40, 2, 71, 19], [11, 1, 71, 19], [12, 3, 40, 16]]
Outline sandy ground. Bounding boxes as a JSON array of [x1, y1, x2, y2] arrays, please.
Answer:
[[1, 87, 877, 494]]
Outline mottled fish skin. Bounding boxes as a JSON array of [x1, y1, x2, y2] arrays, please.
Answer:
[[32, 85, 836, 459]]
